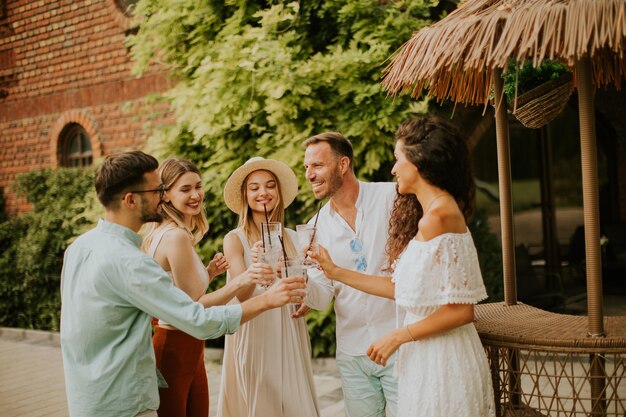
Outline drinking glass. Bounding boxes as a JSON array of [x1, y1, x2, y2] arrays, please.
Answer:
[[279, 258, 308, 305], [296, 224, 319, 267], [261, 221, 282, 252], [257, 245, 281, 289]]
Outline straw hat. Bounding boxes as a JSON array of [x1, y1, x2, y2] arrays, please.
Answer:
[[223, 157, 298, 213]]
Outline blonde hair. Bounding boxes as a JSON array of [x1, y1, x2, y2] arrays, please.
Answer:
[[142, 158, 209, 250], [237, 169, 296, 257]]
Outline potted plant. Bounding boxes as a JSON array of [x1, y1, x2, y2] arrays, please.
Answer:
[[501, 59, 574, 129]]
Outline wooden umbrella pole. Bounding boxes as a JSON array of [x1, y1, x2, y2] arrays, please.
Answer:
[[492, 68, 517, 306], [576, 56, 606, 417], [576, 58, 605, 337]]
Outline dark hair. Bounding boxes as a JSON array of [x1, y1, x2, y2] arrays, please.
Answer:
[[95, 150, 159, 208], [303, 132, 354, 169], [385, 116, 475, 269]]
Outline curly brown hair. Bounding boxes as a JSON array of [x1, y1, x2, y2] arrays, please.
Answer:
[[385, 116, 475, 270]]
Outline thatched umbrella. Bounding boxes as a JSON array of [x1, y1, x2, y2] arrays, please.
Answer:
[[382, 0, 625, 414], [384, 0, 624, 104]]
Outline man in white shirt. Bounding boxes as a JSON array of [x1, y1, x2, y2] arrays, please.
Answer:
[[298, 133, 399, 417]]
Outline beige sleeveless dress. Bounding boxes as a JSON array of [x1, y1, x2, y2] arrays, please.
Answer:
[[216, 228, 320, 417]]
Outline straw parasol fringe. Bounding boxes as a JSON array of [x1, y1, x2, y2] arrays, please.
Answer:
[[383, 0, 626, 105]]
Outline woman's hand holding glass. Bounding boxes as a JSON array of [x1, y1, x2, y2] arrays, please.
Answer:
[[251, 239, 283, 286], [308, 245, 339, 279], [250, 240, 263, 263], [263, 276, 307, 308], [231, 262, 275, 289]]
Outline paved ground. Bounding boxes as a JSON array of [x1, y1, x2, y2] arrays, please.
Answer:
[[1, 287, 625, 417], [0, 328, 345, 417]]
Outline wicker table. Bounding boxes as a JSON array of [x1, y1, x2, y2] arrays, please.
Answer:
[[475, 302, 626, 417]]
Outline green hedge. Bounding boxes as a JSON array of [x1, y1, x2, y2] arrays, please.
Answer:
[[0, 168, 97, 330]]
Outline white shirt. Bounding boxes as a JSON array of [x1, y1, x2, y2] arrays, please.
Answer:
[[305, 181, 399, 356]]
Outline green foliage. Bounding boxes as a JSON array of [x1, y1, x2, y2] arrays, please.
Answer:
[[129, 0, 437, 355], [129, 0, 433, 250], [469, 208, 504, 302], [0, 216, 29, 326], [502, 59, 571, 103], [306, 302, 336, 358], [0, 169, 97, 330]]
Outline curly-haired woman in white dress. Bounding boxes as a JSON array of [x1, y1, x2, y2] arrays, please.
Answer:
[[312, 116, 495, 416]]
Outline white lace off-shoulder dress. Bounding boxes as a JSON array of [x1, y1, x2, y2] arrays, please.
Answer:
[[392, 230, 495, 417]]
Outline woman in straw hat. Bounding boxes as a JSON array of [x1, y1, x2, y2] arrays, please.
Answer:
[[142, 158, 274, 417], [217, 157, 320, 417], [311, 117, 495, 416]]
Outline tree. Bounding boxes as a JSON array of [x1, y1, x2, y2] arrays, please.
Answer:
[[129, 0, 436, 355]]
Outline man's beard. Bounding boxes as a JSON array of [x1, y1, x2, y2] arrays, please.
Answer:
[[141, 210, 163, 223], [139, 197, 163, 223], [323, 165, 344, 199]]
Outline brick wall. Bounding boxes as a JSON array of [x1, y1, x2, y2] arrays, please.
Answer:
[[0, 0, 173, 215]]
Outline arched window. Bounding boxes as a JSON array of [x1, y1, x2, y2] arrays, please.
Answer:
[[58, 123, 93, 168]]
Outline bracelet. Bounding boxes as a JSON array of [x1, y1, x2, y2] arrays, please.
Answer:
[[406, 325, 416, 342]]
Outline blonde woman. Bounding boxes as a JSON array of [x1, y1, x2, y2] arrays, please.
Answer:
[[142, 158, 273, 417], [217, 157, 320, 417]]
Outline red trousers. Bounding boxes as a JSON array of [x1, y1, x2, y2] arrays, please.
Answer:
[[153, 326, 209, 417]]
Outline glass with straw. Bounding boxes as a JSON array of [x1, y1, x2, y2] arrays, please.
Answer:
[[296, 224, 319, 267], [296, 201, 322, 267], [258, 204, 282, 289], [278, 235, 307, 306], [258, 222, 282, 289]]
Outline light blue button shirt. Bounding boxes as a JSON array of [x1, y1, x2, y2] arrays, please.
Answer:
[[60, 219, 242, 417]]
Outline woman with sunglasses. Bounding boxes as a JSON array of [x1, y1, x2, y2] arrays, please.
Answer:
[[216, 157, 320, 417], [311, 117, 495, 417], [142, 158, 272, 417]]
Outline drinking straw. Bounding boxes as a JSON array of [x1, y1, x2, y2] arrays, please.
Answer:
[[263, 204, 272, 247], [308, 200, 322, 249], [278, 235, 289, 276]]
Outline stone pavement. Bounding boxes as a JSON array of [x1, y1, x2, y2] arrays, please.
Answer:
[[2, 287, 625, 417], [0, 328, 345, 417]]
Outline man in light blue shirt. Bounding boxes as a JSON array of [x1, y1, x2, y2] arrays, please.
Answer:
[[60, 151, 304, 417]]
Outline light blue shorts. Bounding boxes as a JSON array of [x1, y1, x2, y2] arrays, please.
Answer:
[[336, 351, 398, 417]]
